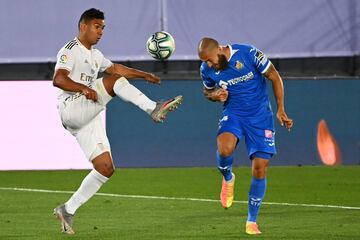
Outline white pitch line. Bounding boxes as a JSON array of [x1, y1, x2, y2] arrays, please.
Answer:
[[0, 187, 359, 210]]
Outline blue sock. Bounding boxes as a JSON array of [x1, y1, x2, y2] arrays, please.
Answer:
[[247, 177, 267, 222], [216, 150, 233, 181]]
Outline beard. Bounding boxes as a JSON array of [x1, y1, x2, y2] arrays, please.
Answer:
[[216, 54, 229, 71]]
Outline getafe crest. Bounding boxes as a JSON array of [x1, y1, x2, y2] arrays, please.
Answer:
[[235, 60, 243, 70]]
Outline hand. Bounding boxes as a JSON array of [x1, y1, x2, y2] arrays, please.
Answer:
[[145, 73, 161, 84], [213, 88, 229, 102], [81, 87, 98, 102], [276, 109, 293, 131]]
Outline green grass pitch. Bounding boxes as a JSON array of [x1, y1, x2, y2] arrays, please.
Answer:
[[0, 166, 359, 239]]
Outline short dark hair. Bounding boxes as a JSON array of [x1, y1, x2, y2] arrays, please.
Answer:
[[78, 8, 105, 29]]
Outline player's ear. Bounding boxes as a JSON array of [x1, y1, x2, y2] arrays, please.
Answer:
[[79, 22, 87, 32]]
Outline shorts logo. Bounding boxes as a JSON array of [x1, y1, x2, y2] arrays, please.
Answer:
[[218, 115, 228, 129], [59, 54, 68, 64], [265, 130, 273, 138], [220, 115, 228, 122]]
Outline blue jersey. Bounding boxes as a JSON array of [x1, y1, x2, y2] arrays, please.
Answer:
[[201, 44, 272, 117]]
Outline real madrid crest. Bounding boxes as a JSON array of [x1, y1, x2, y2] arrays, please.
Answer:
[[235, 60, 243, 70]]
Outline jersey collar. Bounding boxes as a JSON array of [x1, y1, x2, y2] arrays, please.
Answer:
[[75, 37, 93, 51], [227, 45, 238, 62]]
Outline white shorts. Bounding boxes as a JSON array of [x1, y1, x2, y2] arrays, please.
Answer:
[[58, 78, 113, 161]]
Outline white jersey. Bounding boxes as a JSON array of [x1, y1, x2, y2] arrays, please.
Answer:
[[55, 38, 113, 102]]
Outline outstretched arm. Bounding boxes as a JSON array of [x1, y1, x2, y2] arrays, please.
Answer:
[[264, 63, 293, 131], [105, 63, 160, 84]]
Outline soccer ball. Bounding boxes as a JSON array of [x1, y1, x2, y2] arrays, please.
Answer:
[[146, 31, 175, 60]]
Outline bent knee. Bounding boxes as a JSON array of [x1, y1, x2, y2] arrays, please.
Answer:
[[218, 145, 235, 157], [217, 133, 237, 157], [97, 164, 115, 178], [104, 166, 115, 177], [91, 146, 115, 177]]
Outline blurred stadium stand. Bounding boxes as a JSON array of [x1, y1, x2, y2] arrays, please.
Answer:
[[0, 57, 359, 80], [0, 0, 359, 80]]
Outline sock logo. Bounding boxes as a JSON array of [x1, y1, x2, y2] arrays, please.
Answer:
[[249, 197, 262, 207]]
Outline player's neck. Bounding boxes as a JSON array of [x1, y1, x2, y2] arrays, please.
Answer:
[[221, 46, 231, 61], [77, 36, 92, 50]]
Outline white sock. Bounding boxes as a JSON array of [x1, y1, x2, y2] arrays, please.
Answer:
[[113, 77, 156, 115], [65, 169, 108, 215]]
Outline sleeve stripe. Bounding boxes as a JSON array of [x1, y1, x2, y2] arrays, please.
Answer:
[[203, 81, 215, 89], [261, 60, 271, 74], [65, 40, 78, 50]]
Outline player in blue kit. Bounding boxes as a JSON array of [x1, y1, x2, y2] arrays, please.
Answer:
[[198, 37, 293, 235]]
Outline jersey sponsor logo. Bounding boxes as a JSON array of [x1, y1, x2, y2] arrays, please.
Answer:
[[219, 80, 228, 90], [80, 73, 94, 83], [225, 71, 254, 86], [59, 54, 68, 64], [235, 60, 243, 70]]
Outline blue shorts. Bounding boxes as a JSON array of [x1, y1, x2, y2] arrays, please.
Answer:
[[217, 111, 276, 159]]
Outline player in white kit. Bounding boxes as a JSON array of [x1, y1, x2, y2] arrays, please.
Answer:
[[53, 8, 183, 234]]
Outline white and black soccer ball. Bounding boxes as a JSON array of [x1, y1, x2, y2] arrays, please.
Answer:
[[146, 31, 175, 60]]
